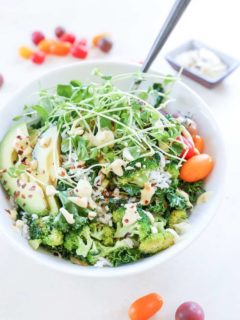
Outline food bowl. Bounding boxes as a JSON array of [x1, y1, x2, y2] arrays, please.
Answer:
[[0, 61, 225, 277]]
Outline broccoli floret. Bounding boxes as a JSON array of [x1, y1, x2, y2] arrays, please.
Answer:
[[28, 216, 63, 247], [107, 247, 140, 267], [112, 207, 125, 224], [164, 188, 191, 210], [168, 210, 188, 229], [117, 153, 160, 187], [86, 241, 110, 265], [134, 208, 152, 240], [114, 207, 151, 241], [63, 231, 80, 252], [179, 180, 205, 204], [139, 230, 175, 254], [89, 222, 114, 246], [42, 229, 63, 247], [87, 238, 140, 266], [165, 162, 179, 179], [63, 226, 93, 258], [75, 226, 93, 258], [147, 189, 168, 216]]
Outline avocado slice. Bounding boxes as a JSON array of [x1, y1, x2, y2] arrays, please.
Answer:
[[33, 126, 60, 215], [0, 123, 48, 215]]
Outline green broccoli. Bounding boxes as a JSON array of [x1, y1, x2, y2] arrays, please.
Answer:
[[139, 230, 175, 254], [165, 162, 179, 188], [75, 226, 93, 258], [107, 247, 140, 267], [86, 238, 140, 267], [113, 207, 151, 241], [147, 189, 168, 215], [63, 226, 93, 258], [168, 210, 188, 229], [63, 231, 80, 252], [117, 153, 160, 187], [89, 222, 114, 246], [42, 229, 63, 247], [86, 241, 110, 265], [112, 207, 125, 224], [28, 216, 63, 248], [164, 188, 191, 210], [179, 180, 205, 204]]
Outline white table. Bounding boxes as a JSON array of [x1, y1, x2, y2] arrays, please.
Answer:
[[0, 0, 239, 319]]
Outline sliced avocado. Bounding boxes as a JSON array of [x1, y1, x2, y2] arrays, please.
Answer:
[[0, 123, 48, 215], [33, 126, 60, 215]]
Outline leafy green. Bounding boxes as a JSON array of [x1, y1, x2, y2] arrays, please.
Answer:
[[32, 105, 49, 123], [57, 84, 73, 98]]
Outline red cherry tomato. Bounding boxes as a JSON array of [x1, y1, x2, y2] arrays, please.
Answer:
[[31, 51, 45, 64], [32, 31, 45, 45], [175, 301, 205, 320], [177, 136, 195, 160], [180, 154, 214, 182], [193, 135, 204, 153], [129, 293, 164, 320], [60, 33, 76, 44], [55, 26, 66, 38], [71, 44, 88, 59]]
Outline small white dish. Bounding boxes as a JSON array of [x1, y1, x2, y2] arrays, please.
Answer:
[[0, 61, 226, 277]]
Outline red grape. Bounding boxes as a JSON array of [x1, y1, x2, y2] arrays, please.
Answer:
[[55, 26, 65, 38], [32, 31, 45, 45], [98, 37, 113, 53], [175, 302, 205, 320]]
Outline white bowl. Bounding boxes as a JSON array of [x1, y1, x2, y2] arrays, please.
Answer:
[[0, 61, 225, 277]]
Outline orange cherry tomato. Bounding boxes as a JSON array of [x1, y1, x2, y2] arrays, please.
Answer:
[[193, 135, 204, 153], [49, 41, 71, 56], [38, 39, 55, 54], [180, 154, 214, 182], [92, 33, 109, 47], [19, 46, 34, 59], [185, 118, 198, 136], [128, 293, 164, 320]]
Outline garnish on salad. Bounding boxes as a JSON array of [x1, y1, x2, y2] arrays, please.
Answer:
[[0, 70, 214, 267]]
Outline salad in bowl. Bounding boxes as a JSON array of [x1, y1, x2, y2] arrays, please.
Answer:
[[0, 65, 215, 270]]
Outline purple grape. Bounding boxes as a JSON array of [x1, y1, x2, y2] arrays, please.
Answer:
[[98, 37, 113, 53], [175, 301, 205, 320]]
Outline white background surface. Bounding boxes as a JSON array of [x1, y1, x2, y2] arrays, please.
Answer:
[[0, 0, 240, 319]]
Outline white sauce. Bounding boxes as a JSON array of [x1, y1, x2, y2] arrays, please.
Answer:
[[140, 183, 156, 206], [122, 203, 140, 226], [75, 179, 93, 198], [110, 159, 126, 176], [176, 48, 227, 79], [60, 207, 75, 224]]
